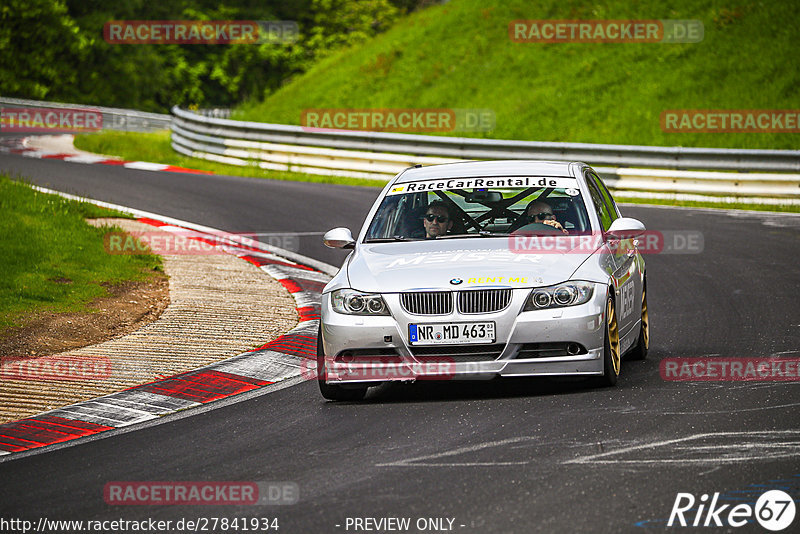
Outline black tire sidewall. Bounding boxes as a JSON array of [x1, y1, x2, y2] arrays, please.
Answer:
[[602, 297, 619, 386]]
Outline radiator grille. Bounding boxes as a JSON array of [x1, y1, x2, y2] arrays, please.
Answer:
[[458, 289, 512, 314], [400, 291, 453, 315]]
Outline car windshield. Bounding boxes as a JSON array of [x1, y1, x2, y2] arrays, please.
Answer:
[[364, 176, 591, 242]]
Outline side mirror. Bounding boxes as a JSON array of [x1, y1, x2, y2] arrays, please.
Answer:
[[323, 227, 355, 249], [605, 217, 646, 240]]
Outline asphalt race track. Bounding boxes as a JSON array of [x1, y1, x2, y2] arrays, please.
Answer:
[[1, 148, 799, 532], [0, 146, 374, 267]]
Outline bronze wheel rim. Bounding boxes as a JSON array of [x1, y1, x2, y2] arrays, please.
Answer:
[[641, 286, 649, 350], [607, 298, 621, 375]]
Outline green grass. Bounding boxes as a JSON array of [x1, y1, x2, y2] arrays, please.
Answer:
[[74, 131, 389, 188], [0, 175, 163, 333], [237, 0, 800, 150]]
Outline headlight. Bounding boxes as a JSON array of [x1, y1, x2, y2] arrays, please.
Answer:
[[524, 282, 594, 311], [331, 289, 390, 316]]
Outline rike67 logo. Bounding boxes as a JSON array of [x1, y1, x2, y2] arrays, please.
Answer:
[[668, 490, 796, 531]]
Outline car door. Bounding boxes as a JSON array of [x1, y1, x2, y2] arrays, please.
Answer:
[[585, 171, 642, 350]]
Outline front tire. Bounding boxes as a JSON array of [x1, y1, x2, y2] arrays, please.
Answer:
[[595, 296, 621, 387], [626, 283, 649, 361], [316, 327, 367, 401]]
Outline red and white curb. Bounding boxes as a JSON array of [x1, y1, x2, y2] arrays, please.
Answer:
[[0, 136, 212, 175], [0, 193, 335, 458]]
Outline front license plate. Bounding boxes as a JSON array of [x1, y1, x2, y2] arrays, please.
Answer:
[[409, 322, 496, 345]]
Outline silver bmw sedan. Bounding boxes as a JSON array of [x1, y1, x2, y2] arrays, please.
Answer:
[[318, 160, 649, 400]]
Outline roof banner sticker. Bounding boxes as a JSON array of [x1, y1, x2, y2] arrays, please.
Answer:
[[387, 177, 579, 195]]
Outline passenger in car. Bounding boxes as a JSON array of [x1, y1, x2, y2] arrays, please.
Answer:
[[524, 200, 569, 234], [423, 200, 454, 238]]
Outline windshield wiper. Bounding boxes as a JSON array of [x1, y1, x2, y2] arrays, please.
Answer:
[[438, 231, 511, 239], [364, 236, 411, 243]]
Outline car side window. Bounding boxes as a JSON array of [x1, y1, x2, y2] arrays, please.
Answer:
[[585, 176, 613, 231], [591, 172, 620, 220], [366, 195, 400, 238]]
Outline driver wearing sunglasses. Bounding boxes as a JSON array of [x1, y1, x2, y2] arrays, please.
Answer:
[[422, 200, 453, 239], [527, 200, 568, 234]]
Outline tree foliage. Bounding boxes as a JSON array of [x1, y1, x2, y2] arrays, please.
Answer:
[[0, 0, 424, 111]]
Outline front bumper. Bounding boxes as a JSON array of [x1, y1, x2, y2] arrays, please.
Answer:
[[320, 286, 607, 384]]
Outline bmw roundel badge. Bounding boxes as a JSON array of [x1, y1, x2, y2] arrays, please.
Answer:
[[450, 278, 463, 285]]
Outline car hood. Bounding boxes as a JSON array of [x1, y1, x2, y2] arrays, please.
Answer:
[[346, 238, 597, 293]]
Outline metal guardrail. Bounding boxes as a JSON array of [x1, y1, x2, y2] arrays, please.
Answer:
[[595, 167, 800, 199], [170, 107, 800, 201], [170, 107, 800, 172], [196, 108, 232, 119], [0, 97, 171, 132]]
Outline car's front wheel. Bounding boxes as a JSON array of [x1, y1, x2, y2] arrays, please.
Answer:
[[316, 327, 368, 401], [595, 296, 621, 387], [626, 282, 649, 361]]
